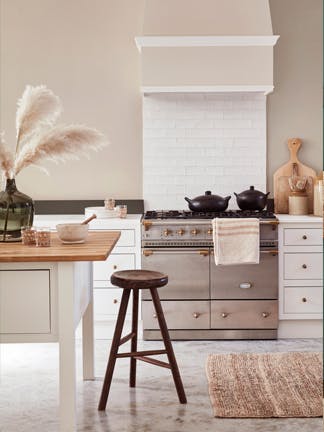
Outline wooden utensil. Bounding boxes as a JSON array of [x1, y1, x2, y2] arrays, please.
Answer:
[[81, 214, 97, 224], [273, 138, 316, 214]]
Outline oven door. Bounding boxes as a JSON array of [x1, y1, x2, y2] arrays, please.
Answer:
[[141, 248, 209, 300], [210, 249, 278, 300]]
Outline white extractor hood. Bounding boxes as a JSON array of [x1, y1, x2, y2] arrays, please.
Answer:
[[136, 0, 279, 94]]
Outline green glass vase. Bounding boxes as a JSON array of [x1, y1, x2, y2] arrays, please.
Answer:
[[0, 178, 34, 242]]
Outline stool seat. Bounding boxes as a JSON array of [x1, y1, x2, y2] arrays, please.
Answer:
[[111, 270, 168, 290]]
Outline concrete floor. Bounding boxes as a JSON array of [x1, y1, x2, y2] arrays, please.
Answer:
[[0, 323, 322, 432]]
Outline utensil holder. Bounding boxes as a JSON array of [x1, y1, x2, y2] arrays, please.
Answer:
[[288, 192, 308, 215]]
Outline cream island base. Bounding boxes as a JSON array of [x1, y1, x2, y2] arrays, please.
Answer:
[[0, 231, 120, 432]]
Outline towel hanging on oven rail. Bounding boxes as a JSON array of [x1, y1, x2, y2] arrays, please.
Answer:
[[212, 218, 260, 265]]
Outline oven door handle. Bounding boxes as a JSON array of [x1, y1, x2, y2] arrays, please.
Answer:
[[142, 249, 210, 256], [260, 250, 278, 255], [210, 250, 278, 256]]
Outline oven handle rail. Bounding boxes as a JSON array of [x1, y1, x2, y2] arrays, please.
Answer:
[[143, 249, 278, 256]]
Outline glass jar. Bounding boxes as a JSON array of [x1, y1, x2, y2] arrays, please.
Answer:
[[117, 204, 127, 218], [35, 227, 51, 247], [21, 226, 36, 245], [0, 178, 34, 242]]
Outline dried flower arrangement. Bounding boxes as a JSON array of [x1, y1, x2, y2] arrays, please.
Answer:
[[0, 85, 108, 242], [0, 84, 107, 179]]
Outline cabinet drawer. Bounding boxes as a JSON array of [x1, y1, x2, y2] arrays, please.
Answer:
[[93, 229, 135, 247], [0, 270, 50, 334], [93, 253, 135, 286], [142, 300, 210, 329], [94, 288, 132, 319], [211, 300, 278, 329], [284, 228, 322, 246], [284, 253, 323, 280], [284, 287, 323, 314]]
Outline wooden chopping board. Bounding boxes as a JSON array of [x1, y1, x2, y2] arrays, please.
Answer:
[[274, 138, 316, 214]]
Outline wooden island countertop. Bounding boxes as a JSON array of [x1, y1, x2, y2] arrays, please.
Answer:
[[0, 231, 121, 263]]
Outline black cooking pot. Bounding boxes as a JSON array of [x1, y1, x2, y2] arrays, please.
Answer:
[[185, 191, 231, 212], [234, 186, 269, 211]]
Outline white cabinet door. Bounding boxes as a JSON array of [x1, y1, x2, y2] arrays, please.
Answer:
[[284, 287, 323, 314], [0, 270, 51, 334], [94, 288, 133, 320], [93, 253, 136, 287], [284, 253, 323, 280], [284, 228, 322, 246]]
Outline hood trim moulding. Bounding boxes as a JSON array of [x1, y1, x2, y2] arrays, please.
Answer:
[[135, 35, 279, 51], [141, 85, 274, 95]]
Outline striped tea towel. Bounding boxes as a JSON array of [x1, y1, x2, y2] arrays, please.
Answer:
[[212, 218, 260, 265]]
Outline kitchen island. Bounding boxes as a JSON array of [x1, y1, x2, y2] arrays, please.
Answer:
[[0, 231, 120, 432]]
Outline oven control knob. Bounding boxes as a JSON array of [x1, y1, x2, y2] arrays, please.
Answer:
[[163, 229, 171, 236], [207, 228, 213, 235], [191, 229, 198, 235], [262, 312, 270, 318], [177, 229, 185, 236]]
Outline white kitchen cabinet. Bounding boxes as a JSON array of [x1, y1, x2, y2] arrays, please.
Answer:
[[34, 214, 142, 321], [277, 215, 323, 337], [0, 269, 51, 334]]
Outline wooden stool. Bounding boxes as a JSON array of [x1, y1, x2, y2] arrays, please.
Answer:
[[98, 270, 187, 410]]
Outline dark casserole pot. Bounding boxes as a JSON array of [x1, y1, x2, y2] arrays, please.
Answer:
[[185, 191, 231, 212], [234, 186, 269, 211]]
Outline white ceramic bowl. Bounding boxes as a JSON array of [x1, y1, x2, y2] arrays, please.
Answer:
[[56, 223, 89, 244]]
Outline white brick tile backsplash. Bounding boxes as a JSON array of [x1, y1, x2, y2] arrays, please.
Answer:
[[143, 93, 267, 210]]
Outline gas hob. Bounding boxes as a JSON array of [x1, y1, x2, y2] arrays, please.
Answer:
[[144, 209, 276, 220]]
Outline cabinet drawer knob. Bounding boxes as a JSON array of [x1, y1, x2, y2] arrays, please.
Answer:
[[302, 235, 307, 240], [113, 299, 118, 304], [113, 265, 117, 270], [153, 313, 157, 318], [221, 313, 228, 318], [302, 264, 307, 269], [193, 312, 200, 319], [302, 297, 307, 303], [262, 312, 270, 318]]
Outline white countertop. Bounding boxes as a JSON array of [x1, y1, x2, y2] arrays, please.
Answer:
[[275, 214, 323, 223], [34, 214, 142, 229]]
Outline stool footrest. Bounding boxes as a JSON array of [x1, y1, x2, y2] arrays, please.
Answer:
[[119, 332, 136, 346], [134, 356, 171, 369], [116, 349, 167, 358]]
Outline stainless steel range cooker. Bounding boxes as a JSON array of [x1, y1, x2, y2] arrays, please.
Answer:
[[141, 210, 279, 340]]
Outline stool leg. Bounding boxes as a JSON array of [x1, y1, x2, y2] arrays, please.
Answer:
[[98, 289, 130, 411], [130, 289, 139, 387], [150, 288, 187, 404]]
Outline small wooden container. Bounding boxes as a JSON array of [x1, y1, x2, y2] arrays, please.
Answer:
[[289, 192, 308, 215]]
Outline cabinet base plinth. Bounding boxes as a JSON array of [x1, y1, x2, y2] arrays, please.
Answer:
[[143, 329, 277, 340]]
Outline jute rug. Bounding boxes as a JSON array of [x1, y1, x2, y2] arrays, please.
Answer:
[[206, 352, 322, 418]]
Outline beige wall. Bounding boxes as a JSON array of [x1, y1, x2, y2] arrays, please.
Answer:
[[143, 0, 273, 36], [0, 0, 145, 199], [0, 0, 322, 200], [268, 0, 323, 193]]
